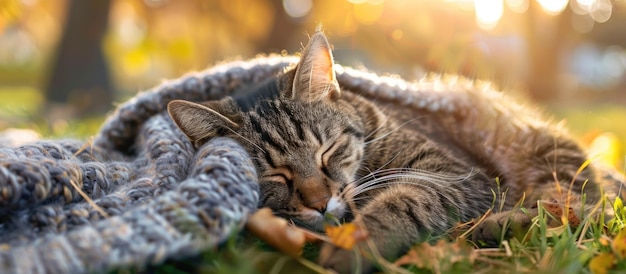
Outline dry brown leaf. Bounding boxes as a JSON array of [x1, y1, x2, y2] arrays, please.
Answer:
[[394, 242, 435, 268], [246, 207, 309, 256], [394, 239, 476, 270], [539, 199, 582, 227]]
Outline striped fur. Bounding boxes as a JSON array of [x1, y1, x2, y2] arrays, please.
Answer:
[[168, 32, 604, 273]]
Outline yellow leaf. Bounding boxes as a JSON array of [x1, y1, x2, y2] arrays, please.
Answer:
[[588, 132, 622, 169], [589, 253, 616, 274], [612, 228, 626, 259], [324, 223, 369, 250]]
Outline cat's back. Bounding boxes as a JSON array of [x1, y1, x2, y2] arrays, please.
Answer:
[[339, 74, 606, 203], [341, 74, 558, 154]]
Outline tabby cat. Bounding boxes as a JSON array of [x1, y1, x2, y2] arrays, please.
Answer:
[[168, 31, 610, 272]]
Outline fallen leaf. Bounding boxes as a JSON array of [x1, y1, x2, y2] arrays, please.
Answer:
[[566, 207, 581, 227], [541, 200, 563, 217], [246, 208, 309, 257], [589, 252, 616, 274], [539, 199, 581, 228], [612, 228, 626, 259], [324, 222, 369, 250], [394, 242, 435, 268], [394, 239, 476, 270]]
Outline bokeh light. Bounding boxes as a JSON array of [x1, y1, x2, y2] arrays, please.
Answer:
[[589, 0, 612, 23], [282, 0, 312, 18], [474, 0, 503, 30], [537, 0, 569, 15], [506, 0, 529, 13]]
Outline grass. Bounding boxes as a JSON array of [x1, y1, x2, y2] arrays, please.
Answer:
[[141, 196, 626, 274], [0, 86, 104, 139], [1, 88, 626, 273]]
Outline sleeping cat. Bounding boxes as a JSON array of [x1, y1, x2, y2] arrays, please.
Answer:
[[167, 31, 612, 272]]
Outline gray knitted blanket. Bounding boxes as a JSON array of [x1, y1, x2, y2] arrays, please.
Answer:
[[0, 57, 298, 274], [0, 56, 620, 274]]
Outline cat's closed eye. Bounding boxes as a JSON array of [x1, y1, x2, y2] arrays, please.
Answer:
[[319, 142, 337, 168], [263, 168, 293, 184]]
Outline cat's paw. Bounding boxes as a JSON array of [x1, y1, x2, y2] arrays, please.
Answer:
[[471, 209, 536, 247], [318, 242, 375, 274]]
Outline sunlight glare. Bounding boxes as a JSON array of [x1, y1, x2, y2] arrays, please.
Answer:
[[537, 0, 569, 15], [506, 0, 529, 13], [474, 0, 503, 30], [353, 3, 384, 25]]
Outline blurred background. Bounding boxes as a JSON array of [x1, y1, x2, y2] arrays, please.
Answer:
[[0, 0, 625, 167]]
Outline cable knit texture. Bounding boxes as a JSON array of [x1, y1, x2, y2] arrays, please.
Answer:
[[0, 57, 298, 274]]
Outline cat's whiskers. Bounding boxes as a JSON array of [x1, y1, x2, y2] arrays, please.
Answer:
[[342, 168, 476, 199], [353, 175, 449, 195], [344, 168, 477, 199], [341, 173, 466, 222], [374, 150, 403, 172], [371, 169, 475, 187], [349, 167, 468, 188], [354, 148, 402, 182]]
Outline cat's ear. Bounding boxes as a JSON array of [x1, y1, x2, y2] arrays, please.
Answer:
[[167, 99, 240, 148], [288, 31, 340, 101]]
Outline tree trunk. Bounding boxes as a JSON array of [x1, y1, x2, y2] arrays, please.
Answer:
[[44, 0, 113, 117], [524, 1, 573, 102]]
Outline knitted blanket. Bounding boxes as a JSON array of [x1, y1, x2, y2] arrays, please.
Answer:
[[0, 57, 296, 274], [0, 56, 621, 274]]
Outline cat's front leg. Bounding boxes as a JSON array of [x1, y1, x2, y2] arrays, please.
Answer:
[[319, 183, 487, 273]]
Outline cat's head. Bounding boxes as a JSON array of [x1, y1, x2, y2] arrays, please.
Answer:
[[168, 32, 365, 230]]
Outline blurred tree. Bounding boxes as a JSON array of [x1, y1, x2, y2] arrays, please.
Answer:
[[524, 1, 574, 102], [43, 0, 113, 118]]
